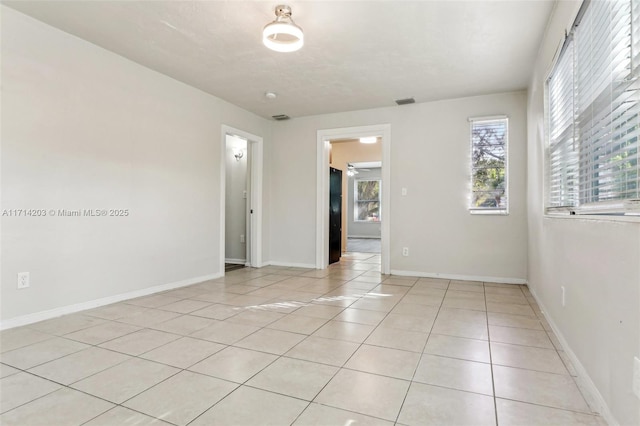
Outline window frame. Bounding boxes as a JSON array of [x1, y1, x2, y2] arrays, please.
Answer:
[[353, 178, 382, 223], [468, 116, 510, 215], [544, 0, 640, 218]]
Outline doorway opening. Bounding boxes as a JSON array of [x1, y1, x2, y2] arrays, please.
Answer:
[[220, 125, 263, 275], [224, 134, 249, 271], [346, 161, 382, 254], [316, 125, 390, 274]]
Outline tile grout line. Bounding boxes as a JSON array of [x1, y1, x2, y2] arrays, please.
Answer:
[[393, 277, 450, 425], [290, 256, 391, 422], [301, 300, 403, 423], [486, 282, 502, 426], [187, 258, 376, 425], [3, 272, 303, 422], [300, 269, 401, 418], [1, 260, 603, 425], [188, 256, 377, 426]]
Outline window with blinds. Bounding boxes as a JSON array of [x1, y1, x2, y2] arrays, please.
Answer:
[[470, 117, 509, 214], [546, 0, 640, 215]]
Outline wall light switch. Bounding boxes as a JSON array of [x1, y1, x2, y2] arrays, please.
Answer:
[[401, 188, 407, 196]]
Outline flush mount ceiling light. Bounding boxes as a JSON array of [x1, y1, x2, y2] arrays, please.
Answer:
[[263, 5, 304, 53], [359, 137, 378, 144]]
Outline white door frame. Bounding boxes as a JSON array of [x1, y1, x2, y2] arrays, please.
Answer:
[[220, 125, 264, 273], [316, 124, 391, 274]]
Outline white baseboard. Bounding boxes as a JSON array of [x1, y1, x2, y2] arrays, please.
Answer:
[[390, 269, 527, 284], [347, 235, 381, 239], [267, 261, 317, 269], [528, 287, 618, 426], [0, 272, 222, 331], [225, 258, 246, 265]]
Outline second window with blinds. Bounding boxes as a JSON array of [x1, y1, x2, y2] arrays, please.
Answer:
[[470, 117, 509, 214]]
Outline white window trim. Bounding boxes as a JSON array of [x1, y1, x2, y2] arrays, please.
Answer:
[[468, 115, 510, 216], [354, 178, 382, 223]]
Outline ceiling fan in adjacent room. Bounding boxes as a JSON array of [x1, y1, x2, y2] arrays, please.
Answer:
[[347, 163, 372, 176]]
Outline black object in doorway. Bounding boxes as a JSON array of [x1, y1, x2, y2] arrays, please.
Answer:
[[329, 167, 342, 264]]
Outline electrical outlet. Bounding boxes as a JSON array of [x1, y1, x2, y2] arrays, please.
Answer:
[[243, 190, 247, 199], [402, 247, 409, 257], [561, 286, 566, 307], [633, 357, 640, 400], [240, 234, 245, 243], [17, 272, 30, 289]]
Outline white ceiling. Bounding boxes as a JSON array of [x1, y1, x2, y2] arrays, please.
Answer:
[[4, 1, 555, 120]]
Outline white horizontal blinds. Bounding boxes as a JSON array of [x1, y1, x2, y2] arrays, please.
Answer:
[[575, 0, 639, 205], [548, 38, 578, 207], [470, 118, 508, 210], [633, 0, 640, 74]]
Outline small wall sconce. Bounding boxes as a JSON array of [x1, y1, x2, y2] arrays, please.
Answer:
[[234, 149, 244, 161]]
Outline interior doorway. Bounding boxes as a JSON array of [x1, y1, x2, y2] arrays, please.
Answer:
[[345, 161, 382, 254], [316, 124, 391, 274], [220, 125, 263, 274], [224, 134, 249, 270]]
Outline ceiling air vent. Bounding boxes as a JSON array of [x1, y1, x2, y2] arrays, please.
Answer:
[[272, 114, 290, 121], [395, 97, 415, 105]]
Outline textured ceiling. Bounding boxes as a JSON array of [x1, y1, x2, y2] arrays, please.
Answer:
[[4, 1, 555, 119]]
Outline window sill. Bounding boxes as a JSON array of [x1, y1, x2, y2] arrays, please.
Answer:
[[543, 213, 640, 223], [545, 202, 640, 222], [469, 209, 509, 216]]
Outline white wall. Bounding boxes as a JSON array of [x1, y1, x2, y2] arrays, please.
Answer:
[[0, 7, 271, 323], [270, 91, 528, 282], [225, 136, 248, 262], [527, 2, 640, 425]]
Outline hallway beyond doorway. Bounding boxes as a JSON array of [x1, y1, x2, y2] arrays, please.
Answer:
[[346, 238, 381, 254]]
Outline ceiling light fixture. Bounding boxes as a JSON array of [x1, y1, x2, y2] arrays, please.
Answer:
[[359, 137, 378, 144], [347, 164, 359, 177], [263, 5, 304, 53]]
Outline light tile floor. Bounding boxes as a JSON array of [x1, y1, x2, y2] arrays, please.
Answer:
[[0, 253, 606, 425]]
